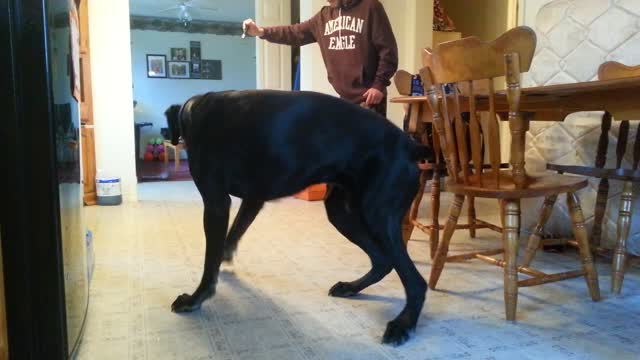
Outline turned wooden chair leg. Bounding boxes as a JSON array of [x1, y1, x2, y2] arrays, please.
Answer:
[[430, 168, 442, 259], [592, 178, 609, 248], [404, 170, 429, 245], [567, 192, 601, 301], [402, 210, 412, 246], [612, 181, 633, 294], [429, 194, 464, 289], [468, 196, 477, 238], [522, 194, 558, 267], [502, 199, 520, 321]]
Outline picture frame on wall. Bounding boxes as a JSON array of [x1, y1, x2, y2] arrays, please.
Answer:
[[191, 61, 201, 79], [146, 54, 167, 78], [168, 61, 190, 79], [201, 59, 222, 80], [170, 48, 187, 61], [190, 41, 201, 61]]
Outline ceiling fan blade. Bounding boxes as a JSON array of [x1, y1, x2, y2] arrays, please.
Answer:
[[155, 6, 178, 13], [194, 6, 219, 12]]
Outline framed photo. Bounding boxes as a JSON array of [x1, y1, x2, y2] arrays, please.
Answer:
[[201, 60, 222, 80], [190, 41, 201, 61], [190, 61, 201, 79], [168, 61, 190, 79], [170, 48, 187, 61], [146, 54, 166, 78]]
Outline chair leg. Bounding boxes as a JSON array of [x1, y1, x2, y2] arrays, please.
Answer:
[[612, 181, 633, 294], [522, 195, 558, 267], [592, 178, 610, 248], [429, 194, 464, 290], [430, 169, 441, 259], [566, 192, 601, 302], [503, 199, 520, 321], [468, 196, 477, 238], [404, 170, 429, 245]]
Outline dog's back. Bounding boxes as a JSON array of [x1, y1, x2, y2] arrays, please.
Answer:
[[170, 90, 430, 200]]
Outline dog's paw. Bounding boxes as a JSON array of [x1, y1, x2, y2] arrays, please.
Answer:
[[171, 293, 201, 313], [382, 319, 414, 346], [328, 281, 359, 298]]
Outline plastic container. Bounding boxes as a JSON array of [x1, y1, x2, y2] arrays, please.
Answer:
[[96, 174, 122, 205]]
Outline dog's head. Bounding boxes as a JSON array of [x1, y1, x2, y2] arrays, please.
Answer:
[[164, 104, 182, 146]]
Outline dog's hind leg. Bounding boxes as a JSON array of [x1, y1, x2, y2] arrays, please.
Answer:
[[223, 199, 264, 263], [172, 192, 231, 313], [325, 187, 393, 298]]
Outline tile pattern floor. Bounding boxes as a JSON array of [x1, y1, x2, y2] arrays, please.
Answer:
[[77, 181, 640, 359]]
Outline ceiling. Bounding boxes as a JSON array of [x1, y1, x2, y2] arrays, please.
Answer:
[[129, 0, 254, 23]]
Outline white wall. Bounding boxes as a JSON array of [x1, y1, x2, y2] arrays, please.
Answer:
[[88, 0, 137, 201], [299, 0, 337, 96], [382, 0, 433, 128], [131, 30, 257, 157]]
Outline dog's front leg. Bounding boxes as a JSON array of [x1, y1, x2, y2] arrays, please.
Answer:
[[172, 194, 231, 312]]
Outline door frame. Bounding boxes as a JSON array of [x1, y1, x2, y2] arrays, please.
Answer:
[[0, 0, 70, 358], [255, 0, 292, 90]]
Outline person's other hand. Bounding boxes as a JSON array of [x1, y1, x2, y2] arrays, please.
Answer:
[[363, 88, 384, 106], [242, 19, 264, 37]]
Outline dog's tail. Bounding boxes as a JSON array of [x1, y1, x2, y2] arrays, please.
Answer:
[[410, 144, 435, 162]]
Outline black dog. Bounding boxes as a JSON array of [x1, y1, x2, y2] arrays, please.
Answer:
[[165, 90, 432, 345]]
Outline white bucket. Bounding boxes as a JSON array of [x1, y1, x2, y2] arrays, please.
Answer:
[[96, 175, 122, 206]]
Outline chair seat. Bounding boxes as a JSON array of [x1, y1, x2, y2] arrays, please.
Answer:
[[444, 170, 588, 199], [547, 163, 640, 182]]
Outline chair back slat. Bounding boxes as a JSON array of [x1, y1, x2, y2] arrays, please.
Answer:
[[487, 80, 501, 185], [439, 86, 461, 179], [451, 86, 470, 183], [420, 26, 536, 188], [505, 52, 528, 188], [467, 81, 484, 185]]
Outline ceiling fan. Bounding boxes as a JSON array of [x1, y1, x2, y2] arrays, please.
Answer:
[[156, 1, 219, 26]]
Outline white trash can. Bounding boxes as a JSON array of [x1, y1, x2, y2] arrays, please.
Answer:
[[96, 174, 122, 206]]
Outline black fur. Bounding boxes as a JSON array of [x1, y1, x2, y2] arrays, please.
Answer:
[[165, 90, 432, 346]]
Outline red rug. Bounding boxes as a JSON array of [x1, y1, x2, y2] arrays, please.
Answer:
[[138, 160, 192, 182]]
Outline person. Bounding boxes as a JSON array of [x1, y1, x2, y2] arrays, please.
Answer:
[[243, 0, 398, 117]]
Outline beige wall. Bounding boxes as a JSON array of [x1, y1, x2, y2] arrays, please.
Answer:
[[442, 0, 511, 41]]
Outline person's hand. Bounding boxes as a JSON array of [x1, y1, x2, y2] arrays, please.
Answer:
[[242, 19, 264, 37], [363, 88, 384, 106]]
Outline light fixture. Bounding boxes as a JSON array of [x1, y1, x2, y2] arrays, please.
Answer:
[[178, 4, 192, 26]]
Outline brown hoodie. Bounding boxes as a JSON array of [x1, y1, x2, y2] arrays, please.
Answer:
[[261, 0, 398, 104]]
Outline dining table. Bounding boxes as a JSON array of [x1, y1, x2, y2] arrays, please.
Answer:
[[391, 76, 640, 123]]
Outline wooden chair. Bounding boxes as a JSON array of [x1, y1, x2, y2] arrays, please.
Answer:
[[422, 26, 601, 320], [394, 70, 504, 258], [524, 61, 640, 294]]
